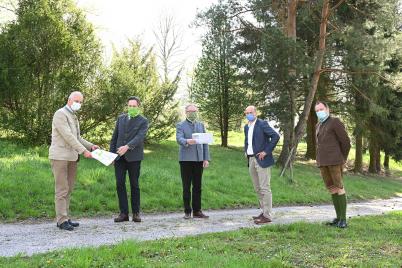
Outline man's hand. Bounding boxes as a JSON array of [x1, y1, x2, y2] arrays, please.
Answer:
[[83, 150, 92, 158], [203, 160, 209, 168], [91, 145, 99, 151], [117, 145, 129, 156], [256, 151, 267, 160], [186, 139, 197, 145]]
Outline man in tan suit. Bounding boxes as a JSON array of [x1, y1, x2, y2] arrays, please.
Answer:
[[49, 91, 98, 231]]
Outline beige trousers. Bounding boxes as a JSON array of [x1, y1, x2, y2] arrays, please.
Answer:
[[51, 160, 77, 224], [249, 156, 272, 219]]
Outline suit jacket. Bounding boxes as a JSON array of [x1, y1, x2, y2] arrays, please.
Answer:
[[176, 120, 210, 162], [244, 119, 280, 168], [315, 116, 351, 167], [49, 106, 93, 161], [110, 113, 149, 162]]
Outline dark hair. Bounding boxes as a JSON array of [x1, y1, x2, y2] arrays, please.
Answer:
[[315, 100, 329, 108], [128, 96, 141, 106]]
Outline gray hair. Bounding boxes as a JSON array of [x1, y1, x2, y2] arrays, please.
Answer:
[[185, 104, 197, 111], [245, 105, 257, 113], [68, 91, 83, 100]]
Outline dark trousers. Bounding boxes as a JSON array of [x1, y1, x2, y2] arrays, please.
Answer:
[[115, 157, 141, 214], [179, 161, 204, 214]]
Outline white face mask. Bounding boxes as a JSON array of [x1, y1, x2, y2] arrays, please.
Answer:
[[71, 101, 81, 112]]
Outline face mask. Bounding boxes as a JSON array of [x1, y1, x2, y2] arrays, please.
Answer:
[[186, 112, 197, 122], [128, 107, 140, 118], [246, 114, 255, 121], [71, 101, 81, 112], [316, 111, 329, 122]]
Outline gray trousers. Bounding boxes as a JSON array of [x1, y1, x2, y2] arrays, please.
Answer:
[[249, 156, 272, 219]]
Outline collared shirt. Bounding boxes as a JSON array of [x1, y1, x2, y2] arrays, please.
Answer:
[[64, 105, 74, 114], [247, 119, 256, 155]]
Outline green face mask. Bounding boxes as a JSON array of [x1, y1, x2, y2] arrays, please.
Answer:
[[186, 111, 197, 122], [128, 107, 140, 118]]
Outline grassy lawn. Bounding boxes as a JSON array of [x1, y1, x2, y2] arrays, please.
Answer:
[[1, 211, 401, 267], [0, 133, 401, 221]]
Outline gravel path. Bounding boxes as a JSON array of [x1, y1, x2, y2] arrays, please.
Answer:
[[1, 197, 401, 257]]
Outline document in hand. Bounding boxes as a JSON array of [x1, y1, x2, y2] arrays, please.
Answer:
[[192, 133, 214, 144], [92, 149, 118, 166]]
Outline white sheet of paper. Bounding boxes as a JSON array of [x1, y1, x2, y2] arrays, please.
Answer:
[[91, 149, 118, 166], [192, 133, 214, 144]]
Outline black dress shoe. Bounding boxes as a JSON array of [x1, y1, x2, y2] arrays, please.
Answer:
[[193, 211, 209, 219], [114, 213, 129, 223], [325, 218, 339, 226], [337, 219, 347, 228], [68, 219, 79, 227], [57, 221, 74, 231], [132, 213, 142, 222]]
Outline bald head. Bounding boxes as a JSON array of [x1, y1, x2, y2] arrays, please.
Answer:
[[185, 104, 198, 112], [67, 91, 84, 109], [68, 91, 83, 100], [245, 106, 256, 113], [244, 105, 257, 122]]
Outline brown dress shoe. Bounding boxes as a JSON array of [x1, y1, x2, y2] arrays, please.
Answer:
[[114, 213, 129, 223], [254, 215, 272, 225], [132, 213, 142, 222], [183, 213, 191, 219], [193, 211, 209, 219], [252, 213, 263, 220]]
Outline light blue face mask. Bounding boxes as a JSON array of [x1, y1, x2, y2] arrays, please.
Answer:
[[316, 111, 329, 122], [246, 114, 255, 121]]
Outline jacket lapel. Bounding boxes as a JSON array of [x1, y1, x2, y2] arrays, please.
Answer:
[[252, 119, 259, 145]]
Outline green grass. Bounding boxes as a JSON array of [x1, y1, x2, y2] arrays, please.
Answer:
[[0, 133, 401, 222], [1, 212, 401, 267]]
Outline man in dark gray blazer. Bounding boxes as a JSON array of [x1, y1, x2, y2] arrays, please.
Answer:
[[110, 96, 149, 223], [176, 104, 210, 219]]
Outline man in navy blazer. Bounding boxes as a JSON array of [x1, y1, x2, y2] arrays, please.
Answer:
[[110, 96, 149, 223], [244, 105, 279, 224]]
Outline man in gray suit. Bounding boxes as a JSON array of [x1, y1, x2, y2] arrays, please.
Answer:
[[110, 96, 149, 223], [49, 91, 98, 231], [176, 104, 210, 219]]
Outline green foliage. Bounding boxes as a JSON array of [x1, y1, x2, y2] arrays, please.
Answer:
[[109, 40, 179, 142], [1, 212, 402, 267], [0, 137, 401, 221], [334, 0, 402, 166], [0, 1, 179, 146], [192, 0, 249, 146], [0, 0, 102, 144], [237, 0, 315, 124]]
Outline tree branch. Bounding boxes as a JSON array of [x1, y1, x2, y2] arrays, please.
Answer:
[[320, 68, 396, 85], [0, 4, 14, 13]]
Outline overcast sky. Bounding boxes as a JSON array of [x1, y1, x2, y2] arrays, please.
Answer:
[[76, 0, 216, 67], [74, 0, 218, 98]]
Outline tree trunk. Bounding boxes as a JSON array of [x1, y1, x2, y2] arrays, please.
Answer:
[[354, 129, 363, 173], [283, 0, 330, 171], [222, 88, 229, 147], [368, 137, 381, 174], [375, 146, 381, 173], [277, 114, 294, 167], [384, 153, 390, 176], [277, 0, 297, 168], [305, 102, 317, 160]]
